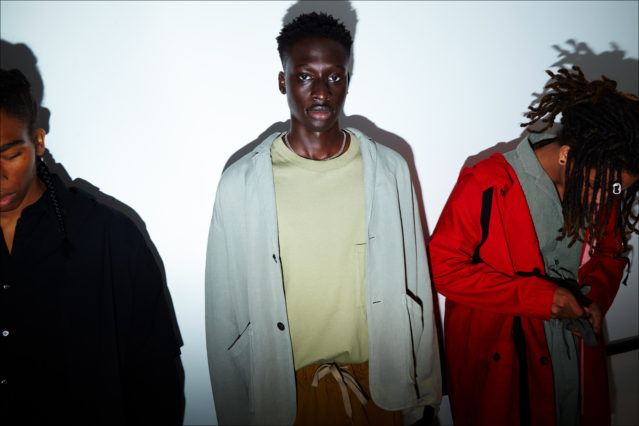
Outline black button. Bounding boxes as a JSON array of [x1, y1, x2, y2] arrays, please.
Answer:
[[540, 356, 549, 365], [492, 352, 500, 361], [277, 322, 285, 331]]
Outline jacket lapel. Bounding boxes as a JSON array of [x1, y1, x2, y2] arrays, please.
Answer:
[[251, 132, 282, 256], [497, 165, 546, 274], [347, 127, 377, 230]]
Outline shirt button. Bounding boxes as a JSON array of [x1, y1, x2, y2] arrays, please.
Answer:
[[2, 284, 9, 290], [2, 330, 9, 337], [277, 322, 285, 331], [0, 379, 7, 385]]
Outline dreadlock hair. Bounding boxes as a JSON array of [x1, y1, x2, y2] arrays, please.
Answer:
[[276, 12, 353, 64], [522, 66, 639, 251], [0, 68, 67, 238]]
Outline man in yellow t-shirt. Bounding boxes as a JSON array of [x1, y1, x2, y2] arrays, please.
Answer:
[[273, 15, 388, 424], [205, 12, 441, 426]]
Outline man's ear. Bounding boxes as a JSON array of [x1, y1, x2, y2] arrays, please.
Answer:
[[559, 144, 570, 166], [33, 128, 46, 156], [278, 71, 286, 94]]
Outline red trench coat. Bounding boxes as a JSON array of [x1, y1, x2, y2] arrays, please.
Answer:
[[429, 154, 626, 426]]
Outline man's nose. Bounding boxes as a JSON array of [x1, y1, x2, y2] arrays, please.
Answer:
[[311, 79, 331, 101]]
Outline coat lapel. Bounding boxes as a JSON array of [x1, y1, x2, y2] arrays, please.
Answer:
[[347, 127, 377, 230], [496, 164, 546, 275]]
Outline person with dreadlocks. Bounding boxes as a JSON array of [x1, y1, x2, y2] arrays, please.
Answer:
[[0, 68, 184, 425], [429, 66, 639, 426], [205, 12, 441, 426]]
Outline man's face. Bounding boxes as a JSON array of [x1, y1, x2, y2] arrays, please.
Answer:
[[278, 37, 349, 133], [0, 111, 44, 213]]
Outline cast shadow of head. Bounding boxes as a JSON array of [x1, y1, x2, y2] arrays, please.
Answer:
[[224, 2, 443, 405], [1, 39, 185, 421], [462, 40, 639, 169]]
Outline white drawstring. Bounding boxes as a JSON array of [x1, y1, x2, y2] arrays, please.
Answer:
[[311, 363, 368, 419]]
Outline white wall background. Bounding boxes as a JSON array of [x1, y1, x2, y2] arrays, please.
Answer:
[[1, 1, 637, 425]]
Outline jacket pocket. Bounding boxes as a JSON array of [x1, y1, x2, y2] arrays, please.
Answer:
[[228, 322, 254, 413], [404, 293, 424, 384]]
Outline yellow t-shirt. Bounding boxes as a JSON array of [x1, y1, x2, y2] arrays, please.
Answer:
[[272, 131, 369, 370]]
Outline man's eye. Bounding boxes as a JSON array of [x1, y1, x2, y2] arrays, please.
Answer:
[[328, 74, 342, 83], [298, 73, 312, 82], [2, 151, 21, 160]]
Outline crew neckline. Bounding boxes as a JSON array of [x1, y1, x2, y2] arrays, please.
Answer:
[[272, 130, 360, 172]]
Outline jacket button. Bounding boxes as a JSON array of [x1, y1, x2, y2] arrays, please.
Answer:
[[492, 352, 500, 361], [540, 356, 549, 365], [277, 322, 285, 331]]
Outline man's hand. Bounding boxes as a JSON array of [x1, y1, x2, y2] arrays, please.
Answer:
[[551, 287, 584, 319], [584, 302, 603, 334]]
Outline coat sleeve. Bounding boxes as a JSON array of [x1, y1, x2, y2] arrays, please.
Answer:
[[205, 190, 251, 426], [429, 171, 556, 318], [578, 201, 627, 314], [401, 169, 442, 424], [113, 218, 184, 425]]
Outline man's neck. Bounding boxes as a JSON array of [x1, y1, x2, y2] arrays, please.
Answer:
[[285, 123, 350, 160], [0, 179, 46, 253], [533, 142, 565, 200]]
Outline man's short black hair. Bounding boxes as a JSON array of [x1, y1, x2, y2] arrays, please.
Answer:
[[276, 12, 353, 64]]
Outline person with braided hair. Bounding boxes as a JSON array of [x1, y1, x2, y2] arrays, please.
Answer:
[[0, 68, 183, 425], [429, 66, 638, 426]]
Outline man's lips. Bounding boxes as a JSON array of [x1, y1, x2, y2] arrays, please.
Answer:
[[306, 105, 333, 119]]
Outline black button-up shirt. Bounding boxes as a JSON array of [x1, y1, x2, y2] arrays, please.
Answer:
[[0, 176, 183, 425]]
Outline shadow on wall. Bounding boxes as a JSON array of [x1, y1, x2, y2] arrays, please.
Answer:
[[0, 40, 51, 133], [0, 39, 186, 422], [223, 1, 445, 414], [462, 40, 639, 170]]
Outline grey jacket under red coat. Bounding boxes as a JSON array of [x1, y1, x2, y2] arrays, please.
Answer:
[[429, 153, 626, 426]]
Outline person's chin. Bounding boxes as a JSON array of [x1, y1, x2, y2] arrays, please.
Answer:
[[0, 192, 18, 210], [305, 117, 338, 133]]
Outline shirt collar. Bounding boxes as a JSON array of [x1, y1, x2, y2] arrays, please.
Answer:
[[514, 132, 556, 179]]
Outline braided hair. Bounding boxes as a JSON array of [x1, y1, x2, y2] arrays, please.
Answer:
[[522, 66, 639, 250], [0, 68, 67, 237]]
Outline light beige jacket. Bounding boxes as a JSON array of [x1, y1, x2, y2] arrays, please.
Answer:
[[205, 128, 441, 425]]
